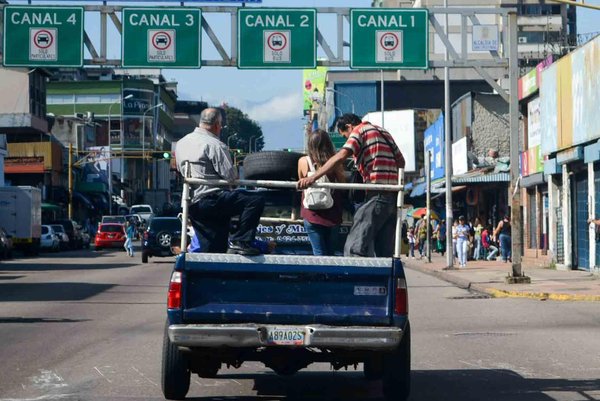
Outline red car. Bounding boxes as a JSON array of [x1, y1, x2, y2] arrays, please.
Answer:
[[95, 223, 126, 251]]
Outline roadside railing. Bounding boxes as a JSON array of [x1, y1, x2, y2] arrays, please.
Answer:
[[180, 161, 405, 257]]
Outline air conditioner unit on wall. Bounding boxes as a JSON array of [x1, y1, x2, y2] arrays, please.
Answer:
[[518, 37, 528, 44]]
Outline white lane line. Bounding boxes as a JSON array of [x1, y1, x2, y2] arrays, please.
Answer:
[[93, 366, 112, 383], [130, 366, 158, 387], [0, 394, 74, 401]]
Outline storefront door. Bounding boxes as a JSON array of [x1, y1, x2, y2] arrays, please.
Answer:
[[573, 173, 589, 270]]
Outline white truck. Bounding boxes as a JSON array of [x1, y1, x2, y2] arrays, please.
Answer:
[[0, 186, 42, 255]]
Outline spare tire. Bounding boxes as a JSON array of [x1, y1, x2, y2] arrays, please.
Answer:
[[243, 151, 304, 181]]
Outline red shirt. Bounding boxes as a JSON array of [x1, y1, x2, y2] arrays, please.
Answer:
[[342, 122, 405, 184]]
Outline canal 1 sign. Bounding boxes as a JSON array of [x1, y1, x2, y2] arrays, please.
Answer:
[[3, 6, 84, 67], [350, 9, 429, 70], [122, 8, 201, 68], [238, 9, 316, 69]]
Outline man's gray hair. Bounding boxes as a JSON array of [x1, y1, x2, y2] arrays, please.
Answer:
[[199, 108, 221, 126]]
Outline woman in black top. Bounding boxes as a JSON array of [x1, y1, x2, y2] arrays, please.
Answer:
[[493, 215, 512, 263]]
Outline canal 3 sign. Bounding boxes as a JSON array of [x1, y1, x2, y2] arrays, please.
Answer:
[[350, 9, 429, 69], [122, 8, 201, 68], [238, 9, 316, 69], [3, 6, 84, 67]]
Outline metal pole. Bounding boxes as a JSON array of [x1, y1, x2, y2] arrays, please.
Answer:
[[120, 100, 125, 204], [68, 143, 73, 220], [508, 11, 526, 280], [444, 2, 454, 269], [394, 168, 405, 258], [142, 112, 145, 196], [426, 151, 432, 263], [380, 69, 385, 127], [107, 102, 114, 215], [180, 161, 191, 253], [326, 87, 356, 114]]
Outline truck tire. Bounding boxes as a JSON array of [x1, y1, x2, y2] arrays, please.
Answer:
[[382, 322, 411, 401], [363, 355, 384, 380], [243, 151, 304, 181], [162, 321, 190, 400]]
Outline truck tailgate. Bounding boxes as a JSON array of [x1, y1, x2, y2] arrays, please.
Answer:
[[181, 254, 393, 326]]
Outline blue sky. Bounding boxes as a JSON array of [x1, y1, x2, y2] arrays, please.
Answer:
[[155, 0, 599, 150]]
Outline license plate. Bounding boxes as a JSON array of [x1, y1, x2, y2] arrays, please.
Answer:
[[266, 327, 305, 346]]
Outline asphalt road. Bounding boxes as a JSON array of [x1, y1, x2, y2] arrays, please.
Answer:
[[0, 244, 599, 401]]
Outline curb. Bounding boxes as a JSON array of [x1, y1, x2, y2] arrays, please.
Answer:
[[404, 264, 600, 302]]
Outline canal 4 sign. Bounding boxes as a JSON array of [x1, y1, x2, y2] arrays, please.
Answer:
[[350, 9, 429, 70], [238, 9, 316, 69], [3, 6, 84, 67], [122, 8, 201, 68]]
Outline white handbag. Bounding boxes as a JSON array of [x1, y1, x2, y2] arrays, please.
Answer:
[[302, 156, 334, 210]]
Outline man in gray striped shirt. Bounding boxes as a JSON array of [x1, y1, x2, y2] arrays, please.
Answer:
[[176, 108, 264, 255]]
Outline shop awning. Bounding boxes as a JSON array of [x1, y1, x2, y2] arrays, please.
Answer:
[[452, 172, 510, 184], [410, 182, 427, 198], [4, 157, 45, 174], [41, 202, 62, 211]]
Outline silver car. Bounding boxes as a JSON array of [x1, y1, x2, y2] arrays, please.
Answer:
[[41, 225, 60, 252]]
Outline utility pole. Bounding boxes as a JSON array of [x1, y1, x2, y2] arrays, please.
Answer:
[[426, 150, 432, 263], [444, 0, 454, 269], [68, 143, 73, 220], [507, 11, 530, 284]]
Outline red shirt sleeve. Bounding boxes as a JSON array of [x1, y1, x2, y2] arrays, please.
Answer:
[[342, 131, 362, 156]]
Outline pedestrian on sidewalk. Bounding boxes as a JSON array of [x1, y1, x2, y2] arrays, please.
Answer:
[[473, 217, 483, 260], [416, 214, 428, 259], [455, 215, 470, 268], [451, 220, 459, 263], [494, 215, 512, 263], [407, 226, 416, 258], [435, 219, 446, 256], [482, 225, 498, 260]]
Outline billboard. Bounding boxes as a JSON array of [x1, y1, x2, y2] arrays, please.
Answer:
[[303, 66, 327, 116], [363, 110, 416, 172], [424, 113, 445, 181]]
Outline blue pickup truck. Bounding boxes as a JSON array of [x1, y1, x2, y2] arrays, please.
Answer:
[[161, 167, 410, 400]]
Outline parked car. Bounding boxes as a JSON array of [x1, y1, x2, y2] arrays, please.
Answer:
[[40, 225, 60, 252], [101, 215, 126, 225], [80, 228, 91, 249], [50, 224, 70, 250], [52, 219, 83, 249], [130, 204, 153, 224], [141, 217, 182, 263], [0, 227, 14, 259], [95, 223, 126, 251]]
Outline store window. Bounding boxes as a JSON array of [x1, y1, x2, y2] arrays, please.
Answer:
[[528, 189, 537, 248]]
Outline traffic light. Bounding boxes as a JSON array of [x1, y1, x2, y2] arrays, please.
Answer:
[[152, 151, 171, 160]]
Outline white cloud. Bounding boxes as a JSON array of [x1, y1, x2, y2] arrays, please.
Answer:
[[244, 92, 303, 123]]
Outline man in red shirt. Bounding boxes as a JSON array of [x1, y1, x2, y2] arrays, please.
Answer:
[[298, 113, 405, 257]]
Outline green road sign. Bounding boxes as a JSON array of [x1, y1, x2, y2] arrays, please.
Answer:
[[122, 8, 201, 68], [3, 6, 84, 67], [238, 8, 316, 69], [350, 9, 429, 70]]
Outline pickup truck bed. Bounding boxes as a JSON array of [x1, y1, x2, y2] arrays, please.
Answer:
[[162, 253, 410, 400]]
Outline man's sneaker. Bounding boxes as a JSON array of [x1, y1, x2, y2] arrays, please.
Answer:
[[228, 241, 261, 256]]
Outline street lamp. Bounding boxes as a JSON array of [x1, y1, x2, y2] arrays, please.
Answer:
[[249, 135, 256, 153], [107, 93, 133, 215], [227, 133, 238, 148], [326, 87, 356, 114], [142, 103, 163, 193]]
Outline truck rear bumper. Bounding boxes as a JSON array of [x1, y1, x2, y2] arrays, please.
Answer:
[[169, 324, 403, 350]]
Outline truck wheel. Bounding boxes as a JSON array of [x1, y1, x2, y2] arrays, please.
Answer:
[[243, 151, 304, 181], [382, 322, 411, 401], [142, 251, 149, 264], [363, 355, 384, 380], [162, 321, 190, 400]]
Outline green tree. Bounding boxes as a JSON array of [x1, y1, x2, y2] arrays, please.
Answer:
[[221, 106, 264, 153]]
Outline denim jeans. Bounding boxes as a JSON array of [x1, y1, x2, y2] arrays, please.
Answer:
[[344, 194, 396, 257], [456, 238, 468, 266], [499, 234, 512, 262], [409, 243, 415, 257], [124, 237, 134, 255], [473, 235, 482, 260], [486, 245, 498, 260], [303, 221, 339, 256]]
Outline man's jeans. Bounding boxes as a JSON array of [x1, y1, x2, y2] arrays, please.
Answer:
[[344, 194, 396, 257], [189, 190, 265, 253], [499, 233, 512, 262], [303, 221, 339, 256]]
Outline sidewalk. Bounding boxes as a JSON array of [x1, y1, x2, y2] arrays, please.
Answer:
[[403, 253, 600, 302]]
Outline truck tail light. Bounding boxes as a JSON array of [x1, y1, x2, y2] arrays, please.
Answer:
[[394, 278, 408, 315], [167, 271, 183, 309]]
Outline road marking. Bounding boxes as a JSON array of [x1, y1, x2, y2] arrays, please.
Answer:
[[93, 366, 111, 383], [0, 395, 74, 401], [130, 366, 158, 387], [29, 370, 67, 390]]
